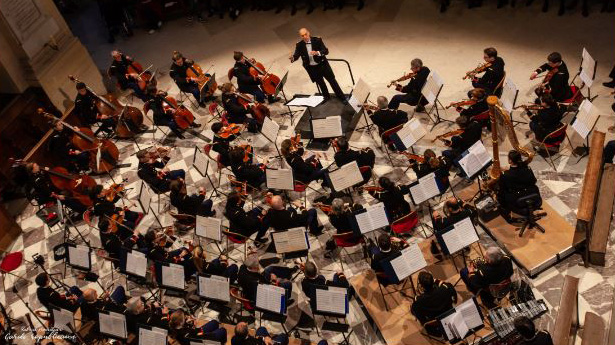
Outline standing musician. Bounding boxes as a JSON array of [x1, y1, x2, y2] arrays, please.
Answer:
[[460, 247, 513, 309], [333, 137, 376, 181], [526, 94, 564, 144], [169, 51, 208, 106], [497, 150, 541, 223], [441, 116, 483, 162], [411, 271, 457, 337], [366, 176, 412, 221], [364, 96, 409, 135], [169, 179, 215, 217], [220, 82, 260, 133], [229, 147, 266, 188], [466, 47, 505, 95], [48, 120, 91, 173], [136, 149, 186, 193], [74, 82, 116, 136], [530, 52, 572, 102], [431, 197, 475, 232], [232, 51, 279, 104], [108, 50, 149, 101], [224, 191, 269, 245], [387, 58, 430, 111], [266, 195, 324, 235], [280, 138, 327, 186], [289, 27, 346, 103]]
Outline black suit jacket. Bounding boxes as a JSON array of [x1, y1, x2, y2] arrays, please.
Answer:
[[291, 37, 332, 81], [535, 61, 572, 101], [401, 67, 430, 95]]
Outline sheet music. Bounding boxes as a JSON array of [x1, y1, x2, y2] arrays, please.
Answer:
[[139, 182, 152, 214], [193, 149, 208, 177], [312, 116, 343, 139], [580, 48, 595, 87], [198, 274, 230, 302], [256, 284, 285, 314], [272, 227, 309, 253], [68, 245, 90, 269], [286, 95, 324, 107], [348, 78, 371, 112], [126, 250, 147, 277], [315, 288, 348, 315], [457, 298, 483, 329], [162, 263, 185, 290], [500, 78, 518, 113], [441, 217, 479, 254], [196, 216, 222, 241], [390, 242, 427, 281], [99, 311, 127, 339], [396, 118, 427, 149], [355, 202, 389, 234], [328, 161, 363, 191], [266, 168, 294, 190], [572, 99, 598, 139], [458, 141, 492, 177], [260, 116, 280, 143], [409, 172, 440, 205], [421, 70, 444, 104], [52, 308, 74, 333], [138, 326, 168, 345]]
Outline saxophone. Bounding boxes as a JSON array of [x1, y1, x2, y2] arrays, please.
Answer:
[[486, 96, 534, 187]]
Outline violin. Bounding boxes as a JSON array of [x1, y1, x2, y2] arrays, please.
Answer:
[[446, 99, 477, 109], [535, 67, 558, 96], [363, 103, 379, 112], [145, 145, 172, 161], [186, 62, 217, 99], [387, 72, 417, 88], [218, 123, 244, 139], [513, 104, 545, 112], [108, 213, 125, 234], [432, 129, 465, 143], [463, 62, 492, 80], [290, 133, 303, 153], [245, 56, 281, 95], [161, 95, 195, 130], [359, 185, 384, 192], [232, 91, 270, 125], [313, 202, 332, 214], [400, 152, 426, 163], [68, 75, 144, 138], [38, 109, 119, 174], [237, 144, 254, 163], [101, 183, 124, 202]]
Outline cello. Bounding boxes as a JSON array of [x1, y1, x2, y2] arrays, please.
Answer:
[[126, 59, 156, 93], [161, 94, 195, 130], [38, 109, 120, 174], [232, 91, 270, 125], [68, 75, 145, 138], [186, 62, 217, 99], [245, 56, 281, 95]]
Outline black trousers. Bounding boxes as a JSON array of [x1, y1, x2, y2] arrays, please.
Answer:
[[306, 64, 345, 100], [610, 64, 615, 79]]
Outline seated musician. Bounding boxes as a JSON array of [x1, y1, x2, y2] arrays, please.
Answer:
[[497, 150, 541, 222], [169, 51, 208, 106], [301, 261, 352, 309], [167, 309, 227, 344], [367, 233, 404, 285], [145, 90, 188, 139], [74, 82, 116, 136], [530, 52, 572, 102], [513, 316, 554, 345], [457, 88, 489, 126], [527, 94, 564, 145], [232, 322, 289, 345], [365, 95, 409, 135], [35, 273, 82, 313], [192, 246, 239, 283], [431, 197, 475, 232], [333, 136, 375, 182], [323, 198, 363, 256], [79, 287, 127, 323], [224, 191, 269, 245], [220, 82, 260, 133], [211, 122, 241, 167], [169, 179, 215, 217], [266, 195, 324, 235], [409, 149, 451, 188], [460, 247, 513, 309], [604, 140, 615, 166], [237, 254, 295, 306], [232, 51, 278, 104], [367, 176, 412, 221], [136, 150, 186, 193], [388, 58, 430, 112], [441, 116, 483, 162], [24, 163, 88, 216], [109, 50, 148, 101], [470, 47, 505, 95], [91, 185, 143, 233], [124, 297, 166, 333], [280, 138, 327, 187], [48, 120, 90, 173], [229, 147, 266, 188], [146, 231, 197, 280], [410, 271, 457, 336]]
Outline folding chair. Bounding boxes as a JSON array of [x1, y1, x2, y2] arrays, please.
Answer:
[[331, 231, 364, 271], [419, 319, 447, 343], [208, 101, 225, 124], [472, 110, 491, 129], [230, 286, 256, 324], [390, 211, 419, 237], [178, 90, 199, 109], [221, 228, 252, 262], [380, 124, 404, 166], [537, 123, 573, 170], [143, 101, 170, 142], [492, 71, 506, 97], [0, 252, 26, 291], [203, 143, 230, 187]]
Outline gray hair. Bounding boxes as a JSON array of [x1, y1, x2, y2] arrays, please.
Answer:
[[125, 297, 144, 315], [331, 198, 345, 214], [376, 96, 388, 109], [411, 58, 423, 69], [245, 254, 260, 270], [486, 247, 503, 263], [111, 50, 121, 57]]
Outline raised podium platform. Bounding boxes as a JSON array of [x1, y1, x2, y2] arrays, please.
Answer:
[[291, 94, 363, 140]]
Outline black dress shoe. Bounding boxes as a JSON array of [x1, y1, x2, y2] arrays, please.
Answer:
[[191, 122, 202, 128], [603, 80, 615, 88]]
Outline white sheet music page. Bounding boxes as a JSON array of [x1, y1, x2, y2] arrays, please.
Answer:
[[367, 202, 389, 230], [457, 298, 483, 329], [452, 311, 470, 339], [312, 116, 343, 139], [256, 284, 285, 314], [266, 168, 294, 190], [580, 48, 595, 87], [260, 116, 280, 143], [422, 70, 444, 104], [459, 141, 491, 177], [138, 326, 168, 345], [52, 308, 73, 333], [68, 245, 90, 269], [410, 172, 439, 204], [391, 242, 427, 281], [162, 263, 185, 290], [500, 78, 518, 113], [397, 118, 426, 149], [99, 311, 127, 339], [272, 227, 309, 253], [315, 288, 347, 315], [196, 216, 222, 241], [442, 217, 478, 254], [193, 149, 208, 176], [286, 95, 324, 107], [329, 161, 363, 191], [126, 250, 147, 277], [198, 275, 230, 302], [573, 99, 597, 139]]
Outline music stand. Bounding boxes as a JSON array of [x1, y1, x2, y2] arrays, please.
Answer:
[[571, 99, 600, 160], [98, 310, 128, 341], [196, 273, 231, 314], [500, 77, 523, 127], [348, 78, 373, 134], [137, 324, 168, 345], [66, 243, 92, 272], [418, 70, 452, 129], [138, 181, 164, 228], [259, 116, 283, 163], [195, 215, 225, 257], [434, 217, 481, 275], [380, 242, 428, 297], [272, 227, 310, 261], [350, 202, 390, 240], [576, 48, 599, 102], [437, 297, 485, 344], [276, 71, 301, 125], [312, 285, 353, 344], [255, 283, 289, 334]]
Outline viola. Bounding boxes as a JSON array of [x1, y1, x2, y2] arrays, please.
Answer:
[[388, 71, 417, 88], [162, 96, 195, 130], [536, 67, 558, 96], [313, 202, 332, 214], [218, 123, 244, 139], [108, 213, 124, 233], [186, 62, 217, 99], [400, 152, 426, 163], [68, 75, 144, 138], [102, 183, 124, 202], [38, 109, 119, 174], [237, 144, 253, 163], [290, 133, 303, 152], [233, 91, 270, 125], [245, 57, 281, 95]]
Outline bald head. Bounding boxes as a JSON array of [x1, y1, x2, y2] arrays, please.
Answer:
[[299, 28, 311, 43], [83, 288, 98, 302], [235, 322, 249, 338], [271, 195, 284, 210], [377, 96, 388, 109]]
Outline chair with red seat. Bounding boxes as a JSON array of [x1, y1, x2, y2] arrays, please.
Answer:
[[203, 143, 230, 188], [358, 165, 376, 186], [331, 231, 364, 270], [222, 228, 252, 262], [471, 110, 491, 129], [0, 251, 26, 291], [538, 123, 573, 170], [390, 211, 419, 237], [230, 286, 256, 324], [143, 100, 170, 142], [208, 101, 225, 124], [380, 124, 404, 165]]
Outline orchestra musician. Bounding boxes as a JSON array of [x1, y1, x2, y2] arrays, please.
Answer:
[[145, 90, 191, 139], [74, 82, 116, 136], [441, 116, 483, 163], [467, 47, 505, 95], [267, 195, 324, 235], [169, 179, 215, 217], [108, 50, 149, 101], [192, 246, 239, 283], [136, 150, 186, 193], [124, 297, 166, 333], [530, 52, 572, 102], [169, 51, 208, 106], [48, 120, 91, 174], [229, 147, 266, 188], [431, 197, 475, 232], [367, 233, 405, 285], [409, 149, 451, 184], [455, 88, 489, 126], [366, 176, 412, 221], [35, 273, 82, 313], [91, 184, 143, 232], [24, 162, 88, 216], [211, 122, 244, 167], [301, 261, 352, 309], [513, 316, 554, 345], [410, 271, 457, 337], [388, 58, 430, 111], [526, 94, 564, 145], [237, 254, 296, 306], [232, 322, 290, 345], [289, 28, 346, 103], [166, 309, 228, 344], [147, 231, 197, 280], [460, 247, 513, 309], [497, 150, 542, 223], [220, 82, 260, 133], [280, 138, 327, 187], [321, 198, 364, 257], [224, 191, 270, 245], [232, 51, 279, 104], [364, 96, 409, 135], [80, 287, 128, 323], [333, 137, 376, 181]]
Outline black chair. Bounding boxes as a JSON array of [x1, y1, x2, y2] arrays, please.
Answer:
[[515, 193, 546, 236]]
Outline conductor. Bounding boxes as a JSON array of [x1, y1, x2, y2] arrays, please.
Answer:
[[290, 27, 347, 103]]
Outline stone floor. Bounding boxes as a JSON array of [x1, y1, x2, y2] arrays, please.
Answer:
[[3, 1, 615, 344]]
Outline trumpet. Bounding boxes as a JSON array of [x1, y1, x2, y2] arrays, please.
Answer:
[[387, 72, 417, 88]]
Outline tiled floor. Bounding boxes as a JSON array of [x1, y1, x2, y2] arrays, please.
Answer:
[[4, 1, 615, 344]]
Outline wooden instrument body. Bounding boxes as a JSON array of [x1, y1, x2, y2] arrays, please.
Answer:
[[163, 96, 194, 130], [68, 126, 119, 174], [236, 92, 269, 124], [126, 60, 154, 91], [47, 166, 96, 206], [248, 59, 281, 95], [96, 94, 144, 138], [218, 123, 243, 139], [187, 62, 217, 97]]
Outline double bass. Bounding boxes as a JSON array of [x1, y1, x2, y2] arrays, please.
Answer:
[[38, 109, 119, 174], [68, 75, 145, 138], [186, 62, 217, 99], [245, 56, 281, 95], [161, 95, 195, 130]]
